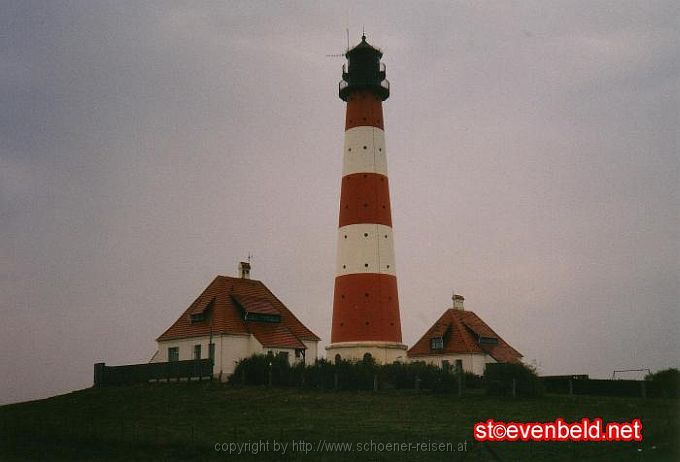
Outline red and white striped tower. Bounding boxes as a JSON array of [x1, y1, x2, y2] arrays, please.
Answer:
[[326, 36, 407, 363]]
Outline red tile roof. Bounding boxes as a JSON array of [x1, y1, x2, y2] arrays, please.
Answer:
[[157, 276, 320, 349], [407, 309, 522, 363], [232, 294, 280, 315]]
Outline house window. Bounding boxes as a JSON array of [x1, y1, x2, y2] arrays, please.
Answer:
[[431, 337, 444, 350], [363, 352, 373, 363], [168, 347, 179, 362], [455, 359, 463, 373], [278, 351, 289, 362], [442, 360, 450, 372], [193, 344, 201, 360], [208, 343, 215, 361]]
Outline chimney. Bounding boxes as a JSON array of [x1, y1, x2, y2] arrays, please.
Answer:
[[452, 293, 465, 310], [238, 261, 251, 279]]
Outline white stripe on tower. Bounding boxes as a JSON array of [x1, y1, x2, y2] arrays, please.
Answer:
[[336, 224, 396, 277], [342, 126, 387, 177]]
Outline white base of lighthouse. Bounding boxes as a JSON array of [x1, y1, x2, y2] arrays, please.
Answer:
[[326, 341, 408, 364]]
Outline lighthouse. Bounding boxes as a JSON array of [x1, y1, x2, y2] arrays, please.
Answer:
[[326, 35, 407, 364]]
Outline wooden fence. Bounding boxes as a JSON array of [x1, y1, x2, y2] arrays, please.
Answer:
[[94, 359, 213, 387], [541, 376, 675, 398]]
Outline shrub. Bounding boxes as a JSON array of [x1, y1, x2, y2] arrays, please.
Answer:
[[379, 361, 459, 392], [303, 359, 338, 389], [463, 371, 484, 389], [229, 352, 290, 386], [229, 354, 486, 394], [484, 362, 543, 397], [645, 368, 680, 398]]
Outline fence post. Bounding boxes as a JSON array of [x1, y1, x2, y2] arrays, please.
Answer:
[[512, 378, 517, 398], [94, 362, 105, 387], [457, 372, 463, 397], [373, 374, 378, 392], [268, 362, 273, 387], [569, 379, 573, 396]]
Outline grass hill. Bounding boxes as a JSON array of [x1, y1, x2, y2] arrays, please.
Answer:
[[1, 383, 678, 461]]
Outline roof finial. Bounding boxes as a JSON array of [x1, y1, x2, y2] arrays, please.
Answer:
[[362, 25, 366, 41]]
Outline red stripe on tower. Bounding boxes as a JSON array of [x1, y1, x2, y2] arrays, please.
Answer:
[[326, 35, 407, 363]]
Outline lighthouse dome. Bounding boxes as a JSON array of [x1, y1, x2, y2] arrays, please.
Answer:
[[339, 35, 390, 101]]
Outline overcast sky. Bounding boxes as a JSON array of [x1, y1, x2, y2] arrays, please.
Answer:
[[1, 1, 678, 404]]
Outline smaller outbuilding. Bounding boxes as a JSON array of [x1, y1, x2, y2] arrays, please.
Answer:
[[151, 262, 320, 381], [407, 294, 522, 375]]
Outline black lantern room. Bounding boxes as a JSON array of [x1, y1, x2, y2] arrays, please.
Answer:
[[339, 35, 390, 102]]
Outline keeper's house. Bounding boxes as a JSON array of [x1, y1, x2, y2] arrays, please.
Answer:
[[407, 294, 522, 375], [150, 262, 320, 381]]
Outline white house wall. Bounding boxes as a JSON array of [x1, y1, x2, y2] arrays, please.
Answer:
[[218, 334, 257, 380], [303, 340, 318, 365], [155, 334, 320, 381], [154, 334, 253, 381], [409, 353, 496, 376]]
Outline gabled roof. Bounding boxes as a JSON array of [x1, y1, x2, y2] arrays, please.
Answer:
[[157, 276, 320, 349], [407, 309, 522, 363]]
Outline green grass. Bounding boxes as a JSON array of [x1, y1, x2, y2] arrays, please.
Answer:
[[1, 383, 678, 461]]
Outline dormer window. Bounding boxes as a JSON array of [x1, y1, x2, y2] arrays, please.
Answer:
[[232, 294, 282, 323], [190, 313, 206, 323], [478, 336, 499, 345], [431, 337, 444, 350], [189, 298, 215, 324], [244, 312, 281, 323]]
